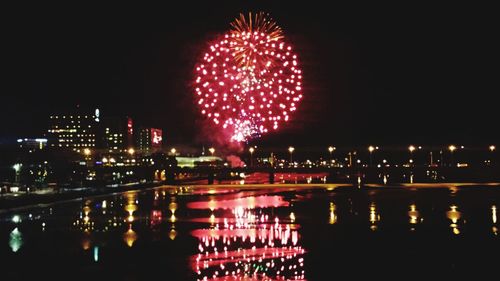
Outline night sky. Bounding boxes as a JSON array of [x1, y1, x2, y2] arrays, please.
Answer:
[[2, 2, 498, 147]]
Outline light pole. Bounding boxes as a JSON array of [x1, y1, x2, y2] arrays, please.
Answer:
[[209, 147, 215, 156], [328, 146, 336, 162], [368, 146, 375, 167], [170, 148, 177, 156], [489, 145, 496, 165], [408, 145, 415, 166], [449, 145, 456, 167], [288, 146, 295, 165], [83, 148, 92, 169], [249, 147, 255, 167], [13, 163, 22, 184]]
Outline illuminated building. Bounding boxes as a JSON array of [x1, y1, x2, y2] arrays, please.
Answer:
[[176, 156, 223, 168], [47, 108, 100, 152], [17, 138, 47, 152], [135, 127, 163, 154], [102, 116, 134, 152]]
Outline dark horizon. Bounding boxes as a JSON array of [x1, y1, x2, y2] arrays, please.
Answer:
[[2, 2, 499, 147]]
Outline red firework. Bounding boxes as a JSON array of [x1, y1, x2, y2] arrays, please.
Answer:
[[194, 12, 303, 142]]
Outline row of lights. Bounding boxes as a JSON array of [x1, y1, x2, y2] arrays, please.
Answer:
[[82, 145, 496, 161]]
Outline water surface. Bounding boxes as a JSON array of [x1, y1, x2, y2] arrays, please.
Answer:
[[1, 185, 499, 280]]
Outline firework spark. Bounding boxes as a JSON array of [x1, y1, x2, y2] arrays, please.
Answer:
[[194, 12, 303, 142]]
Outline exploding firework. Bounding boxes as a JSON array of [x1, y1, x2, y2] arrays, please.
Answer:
[[194, 12, 303, 142]]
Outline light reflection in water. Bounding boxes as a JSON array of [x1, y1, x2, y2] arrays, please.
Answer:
[[150, 210, 162, 226], [169, 228, 177, 240], [492, 205, 497, 224], [329, 202, 337, 225], [187, 195, 289, 210], [408, 204, 422, 230], [81, 232, 91, 250], [369, 202, 380, 231], [188, 196, 306, 280], [93, 246, 99, 262], [123, 224, 137, 247], [125, 193, 138, 223], [51, 187, 498, 275], [446, 205, 461, 235], [74, 201, 94, 232], [492, 205, 497, 235], [9, 227, 23, 252], [169, 197, 178, 223]]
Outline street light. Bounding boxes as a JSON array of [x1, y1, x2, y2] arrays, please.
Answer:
[[13, 163, 22, 184], [328, 146, 336, 160], [288, 146, 295, 164], [170, 148, 177, 155], [83, 148, 91, 156], [368, 146, 376, 167], [449, 145, 456, 167], [249, 147, 255, 167], [489, 145, 496, 165], [128, 148, 135, 155], [408, 145, 415, 165], [209, 147, 215, 156]]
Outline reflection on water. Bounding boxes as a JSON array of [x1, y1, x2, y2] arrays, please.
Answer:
[[447, 205, 462, 235], [408, 204, 419, 224], [125, 192, 138, 223], [188, 195, 305, 281], [408, 204, 423, 231], [9, 227, 23, 252], [492, 205, 497, 224], [369, 202, 380, 231], [329, 202, 337, 224], [93, 246, 99, 262], [187, 195, 289, 210], [124, 224, 137, 247], [2, 185, 500, 279], [82, 232, 91, 250], [169, 198, 178, 223], [492, 205, 498, 235]]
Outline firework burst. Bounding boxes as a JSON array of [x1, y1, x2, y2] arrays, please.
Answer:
[[194, 12, 303, 142]]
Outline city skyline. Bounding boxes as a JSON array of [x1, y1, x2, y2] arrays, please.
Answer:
[[2, 3, 498, 146]]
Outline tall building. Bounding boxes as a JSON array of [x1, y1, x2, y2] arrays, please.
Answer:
[[47, 108, 100, 152], [102, 116, 134, 152], [136, 127, 163, 154]]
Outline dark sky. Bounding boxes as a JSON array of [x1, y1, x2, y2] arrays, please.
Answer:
[[2, 2, 499, 147]]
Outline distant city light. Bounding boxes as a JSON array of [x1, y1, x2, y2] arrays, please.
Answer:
[[12, 215, 21, 223], [13, 163, 22, 172]]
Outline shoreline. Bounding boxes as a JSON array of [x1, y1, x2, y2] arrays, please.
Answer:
[[2, 182, 500, 214]]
